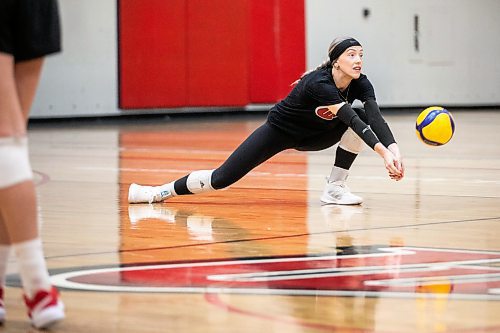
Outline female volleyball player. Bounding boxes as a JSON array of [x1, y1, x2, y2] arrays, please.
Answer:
[[128, 37, 405, 204], [0, 0, 64, 328]]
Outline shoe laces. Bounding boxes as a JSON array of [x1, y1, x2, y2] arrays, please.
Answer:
[[149, 192, 161, 204], [326, 179, 350, 195], [142, 186, 161, 204]]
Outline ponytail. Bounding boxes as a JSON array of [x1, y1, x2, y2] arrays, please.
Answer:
[[291, 59, 331, 86]]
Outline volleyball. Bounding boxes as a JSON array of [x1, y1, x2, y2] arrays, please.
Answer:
[[415, 106, 455, 146]]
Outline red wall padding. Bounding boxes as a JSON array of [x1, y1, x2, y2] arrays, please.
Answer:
[[119, 0, 305, 109], [249, 0, 305, 103], [275, 0, 306, 100], [186, 0, 249, 106], [119, 0, 187, 108]]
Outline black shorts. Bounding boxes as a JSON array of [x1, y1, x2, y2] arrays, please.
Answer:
[[0, 0, 61, 62]]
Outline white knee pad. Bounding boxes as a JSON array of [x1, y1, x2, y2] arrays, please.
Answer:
[[339, 128, 365, 154], [0, 137, 33, 189], [186, 170, 215, 194]]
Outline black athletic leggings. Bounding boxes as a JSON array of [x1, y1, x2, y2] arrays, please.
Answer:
[[213, 120, 352, 189], [174, 120, 349, 194], [174, 108, 368, 194]]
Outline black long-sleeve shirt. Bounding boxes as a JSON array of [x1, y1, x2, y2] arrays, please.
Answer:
[[267, 67, 395, 149]]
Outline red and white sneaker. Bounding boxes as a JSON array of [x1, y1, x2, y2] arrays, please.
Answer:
[[0, 287, 5, 324], [24, 287, 64, 329]]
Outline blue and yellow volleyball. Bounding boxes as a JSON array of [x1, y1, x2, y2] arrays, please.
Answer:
[[415, 106, 455, 146]]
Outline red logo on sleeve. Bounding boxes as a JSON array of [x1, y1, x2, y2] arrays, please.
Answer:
[[315, 106, 337, 120]]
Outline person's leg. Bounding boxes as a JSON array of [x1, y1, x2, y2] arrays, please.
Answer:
[[0, 52, 27, 325], [0, 53, 63, 328], [321, 128, 364, 204], [0, 220, 10, 284], [15, 58, 45, 123], [329, 108, 367, 181], [331, 132, 361, 179], [321, 109, 367, 205], [128, 122, 295, 203], [0, 218, 9, 324], [284, 123, 362, 205], [190, 122, 294, 191]]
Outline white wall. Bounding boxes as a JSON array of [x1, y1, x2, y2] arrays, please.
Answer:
[[31, 0, 119, 118], [306, 0, 500, 107]]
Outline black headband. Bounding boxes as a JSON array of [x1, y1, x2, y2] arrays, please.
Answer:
[[328, 38, 362, 63]]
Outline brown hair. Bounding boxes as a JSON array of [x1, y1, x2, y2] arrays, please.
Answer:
[[292, 37, 352, 85]]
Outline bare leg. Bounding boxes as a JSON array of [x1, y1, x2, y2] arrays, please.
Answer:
[[0, 54, 25, 136], [0, 215, 10, 288], [0, 182, 39, 243], [0, 53, 25, 249], [0, 51, 64, 328], [0, 51, 50, 296], [0, 215, 10, 245], [0, 53, 40, 244], [15, 58, 44, 123]]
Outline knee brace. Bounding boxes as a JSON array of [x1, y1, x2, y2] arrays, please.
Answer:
[[0, 137, 33, 189], [339, 128, 365, 154], [186, 170, 215, 194]]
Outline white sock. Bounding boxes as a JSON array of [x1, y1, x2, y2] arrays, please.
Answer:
[[12, 239, 51, 298], [0, 245, 10, 287], [328, 166, 349, 183], [158, 182, 176, 197]]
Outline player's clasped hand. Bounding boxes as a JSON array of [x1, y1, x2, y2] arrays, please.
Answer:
[[388, 157, 405, 181], [383, 150, 402, 180]]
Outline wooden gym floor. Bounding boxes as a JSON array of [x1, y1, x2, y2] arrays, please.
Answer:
[[2, 109, 500, 332]]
